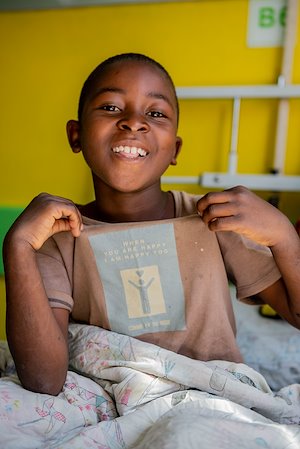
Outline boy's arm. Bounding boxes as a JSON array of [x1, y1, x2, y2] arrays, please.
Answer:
[[3, 193, 83, 395], [197, 186, 300, 329]]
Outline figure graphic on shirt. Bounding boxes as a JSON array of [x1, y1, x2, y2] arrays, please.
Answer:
[[128, 270, 155, 314]]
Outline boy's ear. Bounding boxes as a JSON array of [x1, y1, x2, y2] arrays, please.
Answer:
[[170, 136, 182, 166], [66, 120, 81, 154]]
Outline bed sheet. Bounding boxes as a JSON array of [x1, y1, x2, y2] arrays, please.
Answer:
[[232, 289, 300, 391], [1, 323, 300, 449]]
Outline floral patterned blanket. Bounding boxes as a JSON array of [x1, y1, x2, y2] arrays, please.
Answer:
[[1, 323, 300, 449]]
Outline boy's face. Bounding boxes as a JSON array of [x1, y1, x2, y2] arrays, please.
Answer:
[[67, 60, 182, 194]]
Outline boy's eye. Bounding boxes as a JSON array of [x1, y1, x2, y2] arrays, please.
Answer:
[[147, 111, 166, 118], [100, 105, 121, 112]]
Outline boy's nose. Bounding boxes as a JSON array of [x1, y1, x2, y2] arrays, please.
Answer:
[[117, 114, 149, 133]]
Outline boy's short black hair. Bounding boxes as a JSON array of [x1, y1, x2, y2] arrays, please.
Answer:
[[78, 52, 179, 124]]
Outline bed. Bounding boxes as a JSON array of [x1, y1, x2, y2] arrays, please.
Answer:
[[1, 287, 300, 449]]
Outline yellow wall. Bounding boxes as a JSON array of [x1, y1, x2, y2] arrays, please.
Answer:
[[1, 0, 300, 339]]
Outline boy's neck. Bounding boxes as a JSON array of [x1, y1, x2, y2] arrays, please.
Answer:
[[81, 187, 175, 223]]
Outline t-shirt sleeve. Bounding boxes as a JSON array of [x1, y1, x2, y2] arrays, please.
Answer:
[[216, 231, 282, 304], [36, 236, 74, 312]]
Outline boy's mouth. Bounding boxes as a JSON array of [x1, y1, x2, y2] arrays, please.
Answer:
[[112, 145, 148, 158]]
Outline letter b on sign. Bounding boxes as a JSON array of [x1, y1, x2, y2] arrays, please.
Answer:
[[248, 0, 287, 47], [259, 6, 286, 28]]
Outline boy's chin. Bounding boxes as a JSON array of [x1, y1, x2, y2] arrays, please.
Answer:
[[108, 178, 159, 194]]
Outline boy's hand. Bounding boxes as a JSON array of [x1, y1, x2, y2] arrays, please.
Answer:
[[197, 185, 293, 248], [7, 193, 83, 251]]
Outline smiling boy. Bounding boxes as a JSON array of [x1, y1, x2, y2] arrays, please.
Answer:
[[67, 53, 181, 222], [3, 53, 300, 396]]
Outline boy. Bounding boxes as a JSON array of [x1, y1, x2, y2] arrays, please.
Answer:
[[3, 53, 300, 396]]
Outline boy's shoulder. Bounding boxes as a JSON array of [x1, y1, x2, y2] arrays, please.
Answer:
[[171, 190, 202, 217]]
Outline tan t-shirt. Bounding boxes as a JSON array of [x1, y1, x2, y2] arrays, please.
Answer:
[[37, 191, 281, 362]]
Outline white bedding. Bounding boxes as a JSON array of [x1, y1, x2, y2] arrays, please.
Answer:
[[1, 323, 300, 449], [234, 296, 300, 391]]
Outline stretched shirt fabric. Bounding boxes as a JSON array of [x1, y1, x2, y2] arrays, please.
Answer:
[[37, 191, 281, 363]]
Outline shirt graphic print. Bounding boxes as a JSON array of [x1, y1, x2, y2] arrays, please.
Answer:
[[88, 223, 186, 336]]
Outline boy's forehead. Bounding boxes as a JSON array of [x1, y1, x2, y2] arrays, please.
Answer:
[[90, 60, 176, 101]]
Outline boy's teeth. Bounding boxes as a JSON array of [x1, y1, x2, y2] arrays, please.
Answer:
[[113, 146, 147, 157]]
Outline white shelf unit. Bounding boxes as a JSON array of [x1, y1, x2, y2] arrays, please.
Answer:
[[162, 84, 300, 192]]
